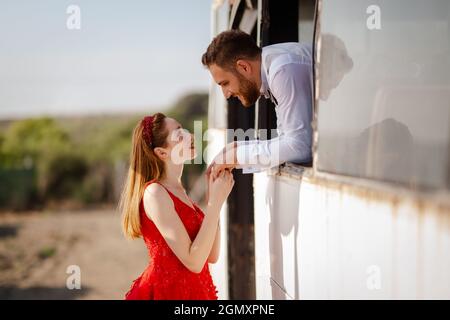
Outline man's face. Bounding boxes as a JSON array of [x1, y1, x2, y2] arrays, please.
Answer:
[[209, 63, 260, 107]]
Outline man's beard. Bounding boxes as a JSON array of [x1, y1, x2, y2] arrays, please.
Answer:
[[235, 72, 260, 107]]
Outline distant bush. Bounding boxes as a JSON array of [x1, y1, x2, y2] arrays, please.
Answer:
[[0, 168, 37, 210], [44, 152, 89, 200], [1, 117, 70, 168], [168, 92, 208, 132], [0, 118, 70, 209]]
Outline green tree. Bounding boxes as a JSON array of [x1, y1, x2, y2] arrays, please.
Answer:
[[2, 117, 70, 169]]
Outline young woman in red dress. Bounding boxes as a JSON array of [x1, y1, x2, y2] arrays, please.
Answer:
[[120, 113, 234, 300]]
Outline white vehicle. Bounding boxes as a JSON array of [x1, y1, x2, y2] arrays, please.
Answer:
[[207, 0, 450, 299]]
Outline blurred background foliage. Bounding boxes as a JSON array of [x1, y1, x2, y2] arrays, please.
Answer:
[[0, 92, 208, 211]]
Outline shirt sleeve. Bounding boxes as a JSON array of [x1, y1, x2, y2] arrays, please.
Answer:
[[235, 62, 313, 169]]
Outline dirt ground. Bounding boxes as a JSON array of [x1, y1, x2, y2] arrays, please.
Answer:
[[0, 207, 148, 299]]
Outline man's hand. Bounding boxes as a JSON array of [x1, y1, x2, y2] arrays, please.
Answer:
[[206, 142, 238, 181]]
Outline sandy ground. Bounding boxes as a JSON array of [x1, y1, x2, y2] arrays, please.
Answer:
[[0, 208, 148, 300]]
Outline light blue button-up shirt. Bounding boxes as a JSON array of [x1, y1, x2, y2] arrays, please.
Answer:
[[236, 42, 314, 171]]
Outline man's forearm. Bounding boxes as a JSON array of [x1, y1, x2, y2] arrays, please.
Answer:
[[234, 133, 310, 169]]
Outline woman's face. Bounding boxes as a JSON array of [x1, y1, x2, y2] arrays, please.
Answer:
[[160, 117, 197, 164]]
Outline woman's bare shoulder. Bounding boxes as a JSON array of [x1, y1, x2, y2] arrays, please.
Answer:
[[143, 182, 173, 212], [144, 182, 166, 197]]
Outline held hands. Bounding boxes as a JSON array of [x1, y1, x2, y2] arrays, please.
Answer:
[[205, 142, 237, 208], [207, 169, 234, 208], [206, 142, 238, 180]]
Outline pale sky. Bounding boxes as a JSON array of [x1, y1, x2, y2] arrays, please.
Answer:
[[0, 0, 213, 119]]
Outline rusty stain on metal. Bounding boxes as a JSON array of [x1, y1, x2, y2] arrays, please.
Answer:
[[271, 162, 449, 298]]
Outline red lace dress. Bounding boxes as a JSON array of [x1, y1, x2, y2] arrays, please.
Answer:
[[124, 180, 218, 300]]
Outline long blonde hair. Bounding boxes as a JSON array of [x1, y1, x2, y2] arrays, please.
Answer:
[[119, 113, 168, 239]]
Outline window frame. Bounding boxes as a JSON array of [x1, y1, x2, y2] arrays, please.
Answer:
[[276, 0, 450, 201]]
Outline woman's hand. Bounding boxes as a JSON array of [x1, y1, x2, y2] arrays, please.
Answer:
[[208, 169, 234, 208], [206, 142, 238, 180]]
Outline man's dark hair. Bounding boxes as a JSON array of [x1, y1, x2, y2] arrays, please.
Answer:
[[201, 29, 262, 70]]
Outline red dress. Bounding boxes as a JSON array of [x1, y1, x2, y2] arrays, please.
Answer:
[[124, 179, 218, 300]]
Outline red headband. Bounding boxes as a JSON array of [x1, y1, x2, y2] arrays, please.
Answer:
[[141, 115, 155, 147]]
